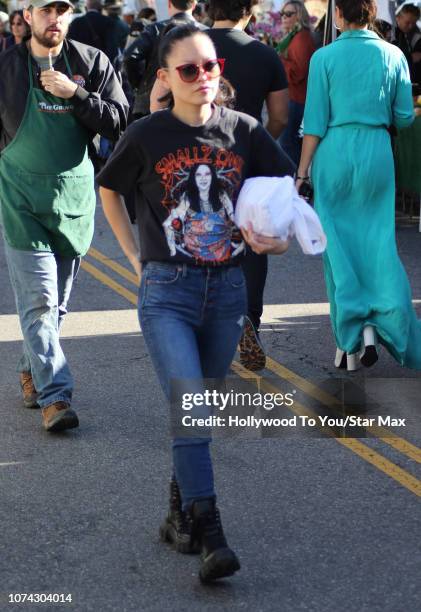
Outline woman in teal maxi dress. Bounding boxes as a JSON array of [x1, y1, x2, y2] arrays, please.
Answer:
[[297, 22, 421, 369]]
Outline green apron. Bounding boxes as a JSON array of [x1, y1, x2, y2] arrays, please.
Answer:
[[0, 49, 96, 257]]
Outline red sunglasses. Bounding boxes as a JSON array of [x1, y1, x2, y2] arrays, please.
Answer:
[[175, 58, 225, 83]]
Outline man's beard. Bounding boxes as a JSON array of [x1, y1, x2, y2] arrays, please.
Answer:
[[31, 25, 67, 48]]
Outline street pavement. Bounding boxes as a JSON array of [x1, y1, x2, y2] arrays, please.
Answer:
[[1, 203, 420, 612]]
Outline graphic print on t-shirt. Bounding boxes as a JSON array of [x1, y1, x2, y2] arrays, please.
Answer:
[[155, 146, 246, 263]]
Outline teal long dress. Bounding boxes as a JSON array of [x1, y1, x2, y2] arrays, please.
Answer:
[[303, 30, 421, 369]]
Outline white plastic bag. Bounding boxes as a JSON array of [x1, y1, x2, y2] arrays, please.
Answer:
[[235, 176, 327, 255]]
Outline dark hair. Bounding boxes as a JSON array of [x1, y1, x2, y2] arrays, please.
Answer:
[[335, 0, 376, 25], [10, 9, 24, 22], [372, 18, 392, 40], [192, 4, 205, 18], [208, 0, 258, 22], [170, 0, 195, 11], [10, 10, 31, 38], [138, 7, 156, 20], [158, 20, 191, 67], [158, 23, 235, 107], [185, 163, 221, 213], [398, 4, 421, 19], [10, 9, 25, 23]]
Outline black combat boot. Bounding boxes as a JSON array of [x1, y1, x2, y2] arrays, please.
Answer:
[[190, 497, 240, 583], [159, 477, 199, 554]]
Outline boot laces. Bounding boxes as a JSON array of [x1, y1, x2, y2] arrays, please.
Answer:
[[170, 478, 181, 506], [202, 506, 224, 540], [21, 374, 36, 395], [170, 479, 191, 532]]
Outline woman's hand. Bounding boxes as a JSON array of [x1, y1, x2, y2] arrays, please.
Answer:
[[295, 178, 304, 193], [295, 168, 310, 194], [150, 78, 170, 113], [241, 224, 289, 255]]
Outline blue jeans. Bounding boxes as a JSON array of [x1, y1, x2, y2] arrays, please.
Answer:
[[279, 100, 305, 166], [138, 262, 247, 509], [4, 242, 80, 408]]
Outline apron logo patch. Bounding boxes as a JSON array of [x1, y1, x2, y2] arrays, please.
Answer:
[[72, 74, 86, 87], [38, 101, 74, 113]]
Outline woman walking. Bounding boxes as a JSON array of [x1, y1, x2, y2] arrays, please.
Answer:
[[278, 0, 315, 165], [297, 0, 421, 370], [97, 24, 293, 582]]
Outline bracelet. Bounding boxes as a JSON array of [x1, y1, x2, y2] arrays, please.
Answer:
[[296, 175, 310, 180]]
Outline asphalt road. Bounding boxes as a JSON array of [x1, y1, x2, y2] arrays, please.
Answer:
[[1, 204, 420, 612]]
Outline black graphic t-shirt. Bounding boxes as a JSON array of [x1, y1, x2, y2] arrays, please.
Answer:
[[97, 106, 295, 265]]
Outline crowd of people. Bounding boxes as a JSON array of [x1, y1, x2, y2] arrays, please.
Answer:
[[0, 0, 420, 585]]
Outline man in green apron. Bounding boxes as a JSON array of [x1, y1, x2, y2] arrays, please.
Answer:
[[0, 0, 128, 432]]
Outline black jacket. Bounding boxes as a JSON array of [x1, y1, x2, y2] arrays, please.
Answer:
[[124, 12, 205, 74], [124, 12, 206, 115], [0, 39, 129, 152], [393, 26, 421, 84], [68, 11, 114, 59]]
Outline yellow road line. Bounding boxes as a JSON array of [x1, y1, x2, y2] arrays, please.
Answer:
[[231, 362, 421, 498], [336, 438, 421, 498], [266, 356, 339, 406], [81, 256, 421, 497], [88, 247, 139, 286], [265, 356, 421, 464], [80, 260, 137, 306]]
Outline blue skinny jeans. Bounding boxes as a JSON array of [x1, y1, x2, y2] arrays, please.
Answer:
[[138, 261, 247, 509]]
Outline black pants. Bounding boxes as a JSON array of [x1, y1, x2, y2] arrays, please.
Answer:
[[241, 248, 268, 331]]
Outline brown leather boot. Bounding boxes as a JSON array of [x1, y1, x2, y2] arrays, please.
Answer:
[[41, 401, 79, 432], [20, 371, 39, 409], [239, 316, 266, 372]]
